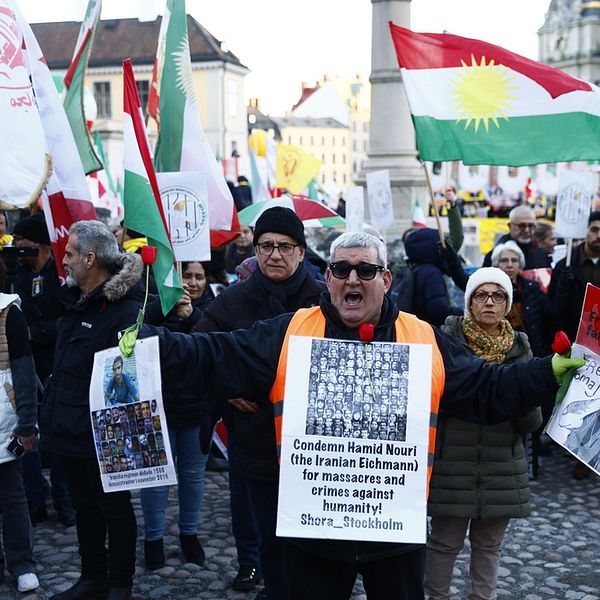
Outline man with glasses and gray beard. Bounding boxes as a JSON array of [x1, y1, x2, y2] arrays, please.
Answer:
[[482, 205, 551, 269], [193, 207, 324, 600]]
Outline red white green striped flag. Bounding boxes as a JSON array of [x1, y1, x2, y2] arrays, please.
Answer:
[[150, 0, 238, 238], [63, 0, 103, 175], [389, 23, 600, 166], [122, 58, 183, 315]]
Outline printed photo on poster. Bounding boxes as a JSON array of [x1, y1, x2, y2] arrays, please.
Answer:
[[546, 343, 600, 475], [277, 336, 432, 544], [89, 336, 177, 492]]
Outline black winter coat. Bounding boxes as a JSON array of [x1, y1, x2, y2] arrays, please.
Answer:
[[404, 228, 462, 327], [156, 294, 558, 563], [193, 264, 325, 480], [40, 254, 144, 457], [547, 244, 589, 342]]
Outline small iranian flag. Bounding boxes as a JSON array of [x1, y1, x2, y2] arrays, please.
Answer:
[[123, 59, 182, 315], [63, 0, 102, 175], [411, 197, 427, 228], [389, 23, 600, 166], [150, 0, 238, 237]]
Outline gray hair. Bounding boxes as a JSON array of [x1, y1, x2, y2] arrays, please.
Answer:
[[330, 232, 387, 268], [69, 220, 120, 270], [508, 205, 535, 223], [491, 240, 525, 269]]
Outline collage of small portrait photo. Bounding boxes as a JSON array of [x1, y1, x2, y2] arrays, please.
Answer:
[[305, 339, 410, 441], [93, 398, 168, 475]]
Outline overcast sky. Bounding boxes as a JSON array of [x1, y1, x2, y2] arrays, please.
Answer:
[[17, 0, 552, 114]]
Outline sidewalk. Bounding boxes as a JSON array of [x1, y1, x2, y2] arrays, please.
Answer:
[[0, 448, 598, 599]]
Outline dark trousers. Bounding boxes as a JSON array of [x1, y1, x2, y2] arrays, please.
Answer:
[[22, 450, 71, 508], [244, 476, 285, 600], [61, 455, 137, 588], [282, 542, 426, 600], [227, 432, 260, 568]]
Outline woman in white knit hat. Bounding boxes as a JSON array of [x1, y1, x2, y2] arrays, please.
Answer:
[[424, 267, 543, 600]]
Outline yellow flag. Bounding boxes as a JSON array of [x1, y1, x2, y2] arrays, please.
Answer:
[[249, 129, 267, 157], [275, 144, 322, 194]]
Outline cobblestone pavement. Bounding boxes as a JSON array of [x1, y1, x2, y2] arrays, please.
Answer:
[[1, 448, 599, 600]]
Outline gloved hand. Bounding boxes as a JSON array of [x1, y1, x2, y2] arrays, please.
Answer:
[[437, 240, 468, 290], [551, 353, 585, 385]]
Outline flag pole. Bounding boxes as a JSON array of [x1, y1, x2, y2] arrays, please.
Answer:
[[566, 238, 573, 267], [420, 159, 446, 248]]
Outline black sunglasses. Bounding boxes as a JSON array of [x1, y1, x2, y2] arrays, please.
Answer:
[[329, 261, 384, 281]]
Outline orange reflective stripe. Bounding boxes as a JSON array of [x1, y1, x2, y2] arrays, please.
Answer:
[[270, 308, 445, 493]]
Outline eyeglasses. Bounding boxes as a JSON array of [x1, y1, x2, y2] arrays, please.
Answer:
[[513, 222, 535, 230], [256, 242, 300, 256], [472, 291, 508, 304], [329, 261, 384, 281], [498, 257, 520, 264]]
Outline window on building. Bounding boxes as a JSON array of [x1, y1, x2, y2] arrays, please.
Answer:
[[288, 136, 292, 144], [342, 137, 346, 146], [228, 80, 238, 118], [299, 136, 303, 145], [332, 136, 336, 146], [353, 161, 357, 172], [136, 80, 150, 112], [342, 154, 346, 164], [353, 141, 357, 151], [332, 154, 336, 164], [322, 136, 325, 145], [353, 122, 357, 132], [310, 136, 314, 145], [363, 140, 367, 152], [93, 81, 111, 118], [343, 174, 347, 184], [322, 154, 326, 162], [231, 140, 239, 157], [363, 122, 368, 133]]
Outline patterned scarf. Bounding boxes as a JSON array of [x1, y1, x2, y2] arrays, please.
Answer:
[[462, 313, 514, 363]]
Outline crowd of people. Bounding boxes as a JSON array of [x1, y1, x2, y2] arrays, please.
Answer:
[[0, 199, 590, 600]]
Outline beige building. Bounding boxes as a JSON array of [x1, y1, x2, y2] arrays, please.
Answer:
[[32, 16, 249, 181], [274, 116, 351, 188]]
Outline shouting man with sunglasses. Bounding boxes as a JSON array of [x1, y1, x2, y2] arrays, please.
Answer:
[[193, 207, 325, 600], [482, 205, 551, 269], [153, 231, 581, 600]]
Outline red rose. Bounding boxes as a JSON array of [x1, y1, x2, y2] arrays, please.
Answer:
[[141, 245, 157, 266], [551, 330, 571, 355], [358, 323, 375, 343]]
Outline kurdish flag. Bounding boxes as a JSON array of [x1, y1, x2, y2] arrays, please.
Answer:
[[389, 23, 600, 166], [123, 59, 182, 315], [150, 0, 238, 237]]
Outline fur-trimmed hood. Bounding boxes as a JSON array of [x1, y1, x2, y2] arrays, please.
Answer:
[[103, 252, 144, 302]]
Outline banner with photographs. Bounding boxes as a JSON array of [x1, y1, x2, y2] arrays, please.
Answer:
[[276, 336, 432, 543], [89, 336, 177, 492], [546, 343, 600, 475]]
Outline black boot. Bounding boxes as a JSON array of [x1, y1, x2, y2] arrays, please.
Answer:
[[179, 533, 205, 565], [106, 587, 132, 600], [54, 500, 76, 527], [49, 577, 108, 600], [232, 565, 262, 591], [144, 539, 165, 570]]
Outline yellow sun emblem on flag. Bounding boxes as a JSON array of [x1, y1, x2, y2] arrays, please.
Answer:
[[451, 55, 516, 132]]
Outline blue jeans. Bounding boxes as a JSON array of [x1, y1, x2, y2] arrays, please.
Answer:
[[141, 424, 208, 540], [0, 459, 36, 576], [227, 430, 260, 567]]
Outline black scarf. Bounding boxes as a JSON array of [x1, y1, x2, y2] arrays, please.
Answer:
[[252, 262, 312, 318], [319, 293, 399, 341]]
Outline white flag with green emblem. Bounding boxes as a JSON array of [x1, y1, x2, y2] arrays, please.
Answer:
[[150, 0, 236, 231]]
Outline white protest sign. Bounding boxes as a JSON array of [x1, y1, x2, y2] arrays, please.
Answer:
[[366, 170, 394, 230], [344, 186, 364, 233], [277, 336, 431, 543], [546, 343, 600, 475], [89, 336, 177, 492], [555, 171, 594, 239], [157, 171, 210, 262]]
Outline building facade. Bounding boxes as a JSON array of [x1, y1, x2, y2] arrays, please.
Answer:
[[32, 16, 249, 182]]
